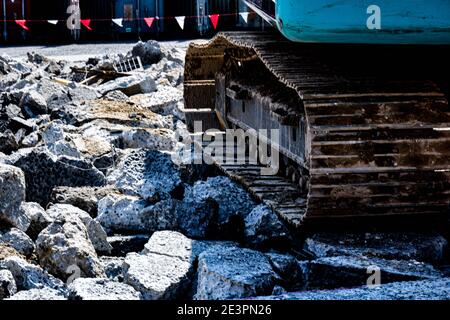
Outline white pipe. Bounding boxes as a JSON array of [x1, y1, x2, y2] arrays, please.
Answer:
[[137, 0, 140, 38], [156, 0, 159, 35], [2, 0, 7, 41]]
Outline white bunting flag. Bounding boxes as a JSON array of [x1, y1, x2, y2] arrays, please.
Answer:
[[240, 12, 249, 24], [112, 18, 123, 27], [175, 16, 185, 30], [47, 20, 58, 25]]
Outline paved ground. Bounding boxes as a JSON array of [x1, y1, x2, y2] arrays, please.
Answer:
[[0, 40, 204, 61]]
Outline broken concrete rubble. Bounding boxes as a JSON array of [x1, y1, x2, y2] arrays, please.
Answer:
[[141, 231, 236, 262], [183, 176, 257, 239], [5, 147, 106, 206], [266, 252, 304, 291], [27, 52, 47, 65], [97, 194, 148, 234], [0, 243, 23, 261], [35, 212, 105, 280], [20, 202, 52, 241], [41, 121, 82, 158], [305, 232, 448, 264], [121, 128, 176, 150], [68, 83, 100, 102], [100, 256, 125, 281], [139, 199, 178, 232], [107, 235, 150, 257], [123, 231, 237, 300], [0, 256, 65, 292], [1, 41, 450, 301], [105, 90, 130, 102], [68, 278, 142, 300], [35, 79, 71, 111], [20, 90, 48, 117], [74, 99, 171, 129], [123, 251, 191, 300], [0, 164, 29, 231], [175, 191, 218, 239], [46, 204, 112, 255], [0, 130, 18, 154], [106, 149, 182, 202], [0, 269, 17, 300], [257, 277, 450, 300], [7, 288, 66, 300], [300, 255, 443, 290], [45, 61, 62, 76], [131, 40, 163, 66], [195, 246, 278, 300], [21, 132, 39, 148], [130, 85, 183, 115], [96, 74, 157, 97], [0, 60, 11, 75], [244, 204, 292, 250], [50, 186, 119, 218], [0, 228, 35, 258]]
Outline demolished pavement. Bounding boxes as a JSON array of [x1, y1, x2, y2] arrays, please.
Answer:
[[1, 41, 450, 301]]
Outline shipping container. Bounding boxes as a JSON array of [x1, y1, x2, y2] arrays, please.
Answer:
[[163, 0, 198, 37], [27, 0, 114, 42], [114, 0, 164, 36], [164, 0, 252, 37], [79, 0, 114, 39], [2, 0, 260, 43], [28, 0, 68, 43], [1, 0, 31, 42]]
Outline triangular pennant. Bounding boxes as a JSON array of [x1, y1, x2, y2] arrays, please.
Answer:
[[112, 18, 123, 27], [209, 14, 219, 30], [80, 19, 92, 31], [47, 20, 58, 25], [15, 20, 29, 31], [240, 12, 249, 24], [144, 17, 155, 28], [175, 16, 185, 30]]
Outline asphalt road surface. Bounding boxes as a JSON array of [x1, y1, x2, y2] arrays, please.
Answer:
[[0, 40, 202, 61]]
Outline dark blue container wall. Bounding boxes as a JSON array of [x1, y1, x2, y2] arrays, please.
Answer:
[[164, 0, 240, 38], [114, 0, 137, 34], [2, 0, 258, 43], [208, 0, 238, 27], [27, 0, 115, 42], [114, 0, 164, 35], [28, 0, 71, 43], [163, 0, 198, 37], [80, 0, 114, 39], [1, 0, 31, 43]]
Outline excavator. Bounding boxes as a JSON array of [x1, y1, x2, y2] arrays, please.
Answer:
[[183, 0, 450, 228]]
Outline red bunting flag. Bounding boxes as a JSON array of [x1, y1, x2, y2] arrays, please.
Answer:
[[80, 19, 92, 31], [144, 17, 155, 28], [209, 14, 219, 29], [15, 20, 29, 31]]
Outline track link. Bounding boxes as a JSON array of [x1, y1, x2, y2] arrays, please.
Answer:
[[184, 32, 450, 228]]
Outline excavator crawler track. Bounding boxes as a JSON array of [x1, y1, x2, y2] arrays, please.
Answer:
[[184, 32, 450, 228]]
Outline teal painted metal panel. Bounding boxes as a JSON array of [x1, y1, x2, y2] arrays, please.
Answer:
[[276, 0, 450, 44]]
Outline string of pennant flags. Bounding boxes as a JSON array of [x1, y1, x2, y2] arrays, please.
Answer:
[[8, 12, 252, 32]]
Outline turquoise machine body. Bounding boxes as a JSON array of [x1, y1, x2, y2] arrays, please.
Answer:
[[274, 0, 450, 44]]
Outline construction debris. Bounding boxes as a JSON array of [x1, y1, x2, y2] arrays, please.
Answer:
[[0, 39, 449, 301]]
